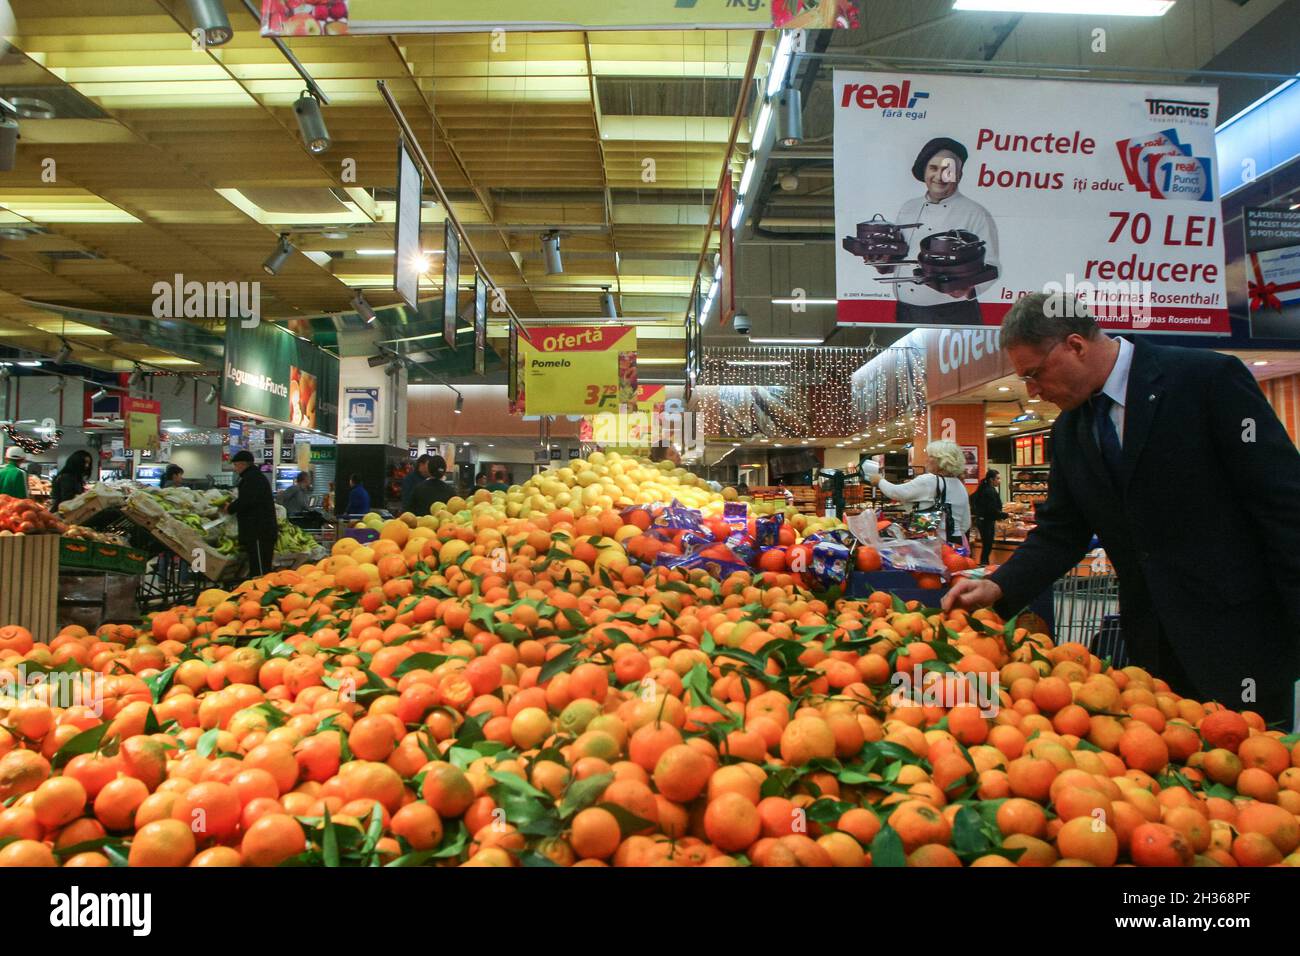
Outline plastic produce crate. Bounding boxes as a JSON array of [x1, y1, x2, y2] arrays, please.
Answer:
[[59, 538, 96, 570]]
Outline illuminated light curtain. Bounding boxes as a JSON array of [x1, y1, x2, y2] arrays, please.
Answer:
[[850, 345, 927, 441], [697, 346, 877, 439]]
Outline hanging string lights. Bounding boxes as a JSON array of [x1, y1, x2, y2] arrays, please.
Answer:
[[4, 422, 62, 454]]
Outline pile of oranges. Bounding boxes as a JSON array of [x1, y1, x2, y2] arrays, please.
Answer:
[[0, 499, 1296, 868]]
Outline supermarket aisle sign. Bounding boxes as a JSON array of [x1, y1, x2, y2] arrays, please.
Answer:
[[123, 398, 161, 452], [833, 72, 1229, 333], [260, 1, 862, 35], [520, 325, 637, 417], [222, 319, 340, 436]]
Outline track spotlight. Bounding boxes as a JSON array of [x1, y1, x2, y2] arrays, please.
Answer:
[[128, 365, 144, 390], [293, 91, 331, 155], [49, 377, 64, 394], [90, 388, 107, 402], [453, 391, 464, 415], [777, 87, 803, 148], [263, 235, 294, 276], [54, 340, 72, 366], [173, 375, 188, 396], [353, 293, 376, 325], [205, 384, 218, 405], [186, 0, 233, 47], [601, 287, 618, 320], [541, 231, 563, 275]]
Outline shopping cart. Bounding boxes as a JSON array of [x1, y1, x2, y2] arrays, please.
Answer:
[[1051, 549, 1127, 665]]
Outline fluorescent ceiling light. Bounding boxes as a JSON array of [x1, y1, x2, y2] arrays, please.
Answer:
[[772, 297, 836, 306], [731, 200, 746, 231], [1253, 360, 1269, 366], [751, 103, 773, 150], [727, 360, 792, 367], [952, 0, 1174, 15], [739, 160, 756, 198], [766, 32, 795, 98], [638, 358, 685, 366], [997, 386, 1011, 392], [748, 337, 826, 345], [357, 249, 395, 256]]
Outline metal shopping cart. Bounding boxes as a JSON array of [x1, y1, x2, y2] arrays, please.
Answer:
[[1051, 549, 1127, 665]]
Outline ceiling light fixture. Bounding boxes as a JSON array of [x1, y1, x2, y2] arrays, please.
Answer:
[[293, 91, 331, 154], [263, 235, 294, 276], [747, 337, 826, 345], [128, 366, 144, 389], [541, 231, 563, 275], [174, 376, 188, 396], [453, 390, 464, 414], [186, 0, 234, 46], [353, 293, 377, 324], [1253, 360, 1269, 366], [777, 87, 803, 147], [953, 0, 1175, 15], [48, 377, 64, 394], [205, 384, 218, 405], [90, 388, 107, 402], [601, 287, 618, 320], [53, 340, 72, 365], [997, 385, 1011, 392]]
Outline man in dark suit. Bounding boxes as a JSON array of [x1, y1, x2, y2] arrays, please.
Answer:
[[945, 292, 1300, 727]]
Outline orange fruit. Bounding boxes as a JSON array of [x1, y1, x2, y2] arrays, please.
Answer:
[[31, 776, 88, 830], [94, 776, 149, 832], [421, 762, 475, 818], [1199, 709, 1249, 753], [570, 807, 622, 860], [703, 792, 761, 852], [1129, 822, 1193, 867], [129, 819, 198, 867], [241, 813, 306, 867], [652, 745, 713, 803], [390, 802, 444, 851], [0, 839, 56, 867]]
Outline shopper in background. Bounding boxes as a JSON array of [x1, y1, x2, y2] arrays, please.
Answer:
[[278, 470, 313, 514], [944, 292, 1300, 726], [345, 474, 371, 516], [475, 472, 488, 490], [867, 438, 971, 542], [401, 455, 431, 513], [50, 450, 94, 509], [225, 450, 278, 577], [160, 464, 185, 488], [0, 447, 29, 499], [969, 469, 1007, 566], [411, 455, 456, 516]]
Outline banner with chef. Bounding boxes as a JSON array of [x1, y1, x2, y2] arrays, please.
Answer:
[[261, 1, 861, 36], [1244, 206, 1300, 340], [833, 72, 1229, 334]]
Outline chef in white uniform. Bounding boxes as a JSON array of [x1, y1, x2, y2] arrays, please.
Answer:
[[864, 137, 1000, 326]]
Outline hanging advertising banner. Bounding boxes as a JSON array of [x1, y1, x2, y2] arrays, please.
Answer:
[[719, 175, 736, 328], [123, 398, 161, 452], [520, 325, 637, 416], [260, 1, 861, 35], [1244, 206, 1300, 339], [443, 220, 460, 351], [833, 73, 1228, 334], [222, 319, 340, 436], [473, 274, 488, 376], [394, 138, 423, 311]]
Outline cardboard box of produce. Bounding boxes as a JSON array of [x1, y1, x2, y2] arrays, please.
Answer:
[[153, 514, 208, 560], [58, 488, 128, 526], [122, 492, 167, 528]]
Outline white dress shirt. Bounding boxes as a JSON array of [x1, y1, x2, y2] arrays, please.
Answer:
[[891, 190, 1000, 307], [1094, 335, 1133, 446], [875, 473, 972, 534]]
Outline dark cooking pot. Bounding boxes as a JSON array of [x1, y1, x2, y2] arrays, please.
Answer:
[[841, 214, 920, 261], [917, 230, 986, 266], [873, 228, 999, 294]]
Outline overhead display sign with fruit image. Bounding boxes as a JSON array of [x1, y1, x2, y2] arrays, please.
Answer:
[[579, 383, 667, 449], [520, 325, 637, 417], [222, 319, 340, 437], [834, 72, 1229, 333], [122, 398, 161, 452], [260, 0, 861, 35]]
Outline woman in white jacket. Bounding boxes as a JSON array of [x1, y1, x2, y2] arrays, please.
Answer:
[[867, 439, 971, 541]]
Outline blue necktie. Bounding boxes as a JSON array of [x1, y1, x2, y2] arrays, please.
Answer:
[[1090, 393, 1123, 484]]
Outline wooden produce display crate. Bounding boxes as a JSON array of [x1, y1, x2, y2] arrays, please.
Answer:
[[0, 534, 60, 641]]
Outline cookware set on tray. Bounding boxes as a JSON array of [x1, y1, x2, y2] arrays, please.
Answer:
[[842, 215, 999, 295]]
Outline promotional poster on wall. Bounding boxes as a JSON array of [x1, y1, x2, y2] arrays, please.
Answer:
[[834, 72, 1228, 333], [1245, 206, 1300, 340]]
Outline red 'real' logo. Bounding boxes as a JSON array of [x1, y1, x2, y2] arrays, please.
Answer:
[[841, 80, 930, 110]]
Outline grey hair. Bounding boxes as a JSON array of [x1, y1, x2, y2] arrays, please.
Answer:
[[926, 440, 966, 478], [1001, 292, 1100, 349]]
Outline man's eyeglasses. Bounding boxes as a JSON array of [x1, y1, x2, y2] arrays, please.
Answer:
[[1017, 340, 1064, 383]]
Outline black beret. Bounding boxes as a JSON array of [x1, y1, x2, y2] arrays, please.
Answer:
[[913, 137, 968, 182]]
